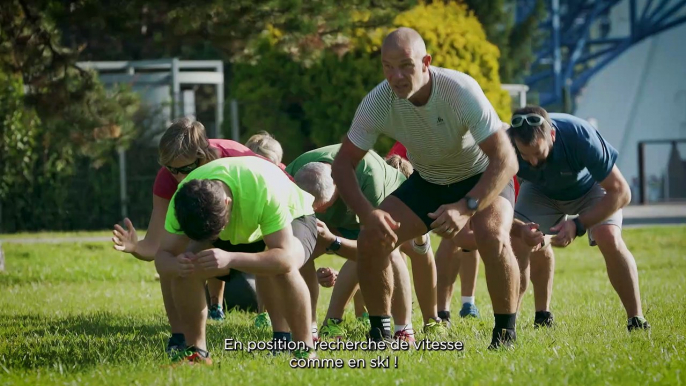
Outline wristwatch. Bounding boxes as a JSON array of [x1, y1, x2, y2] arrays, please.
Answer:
[[465, 196, 480, 214], [572, 217, 586, 237], [326, 237, 342, 252]]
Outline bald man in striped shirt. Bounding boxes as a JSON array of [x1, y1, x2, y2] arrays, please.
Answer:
[[332, 27, 520, 349]]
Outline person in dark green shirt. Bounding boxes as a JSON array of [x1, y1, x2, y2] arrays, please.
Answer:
[[287, 144, 442, 340]]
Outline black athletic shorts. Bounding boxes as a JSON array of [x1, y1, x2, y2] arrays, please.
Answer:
[[390, 172, 515, 230], [213, 214, 318, 281]]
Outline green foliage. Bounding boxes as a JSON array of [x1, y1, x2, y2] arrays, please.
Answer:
[[461, 0, 546, 83], [0, 0, 143, 231], [231, 2, 512, 160]]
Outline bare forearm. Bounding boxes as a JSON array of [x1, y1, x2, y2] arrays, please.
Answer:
[[333, 238, 358, 261], [467, 150, 518, 210], [229, 248, 299, 275], [578, 190, 630, 228], [332, 160, 375, 223], [132, 239, 158, 262]]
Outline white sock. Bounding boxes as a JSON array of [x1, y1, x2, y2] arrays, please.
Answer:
[[461, 296, 475, 305], [412, 235, 431, 254], [312, 322, 318, 337], [394, 323, 414, 334]]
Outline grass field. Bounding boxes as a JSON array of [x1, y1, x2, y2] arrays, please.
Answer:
[[1, 226, 685, 385]]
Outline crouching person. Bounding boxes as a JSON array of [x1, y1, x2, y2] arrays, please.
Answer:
[[155, 157, 318, 364]]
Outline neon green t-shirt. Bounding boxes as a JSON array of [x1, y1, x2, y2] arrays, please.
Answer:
[[285, 144, 405, 231], [165, 157, 315, 244]]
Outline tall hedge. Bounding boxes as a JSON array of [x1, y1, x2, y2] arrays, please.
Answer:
[[230, 1, 512, 162]]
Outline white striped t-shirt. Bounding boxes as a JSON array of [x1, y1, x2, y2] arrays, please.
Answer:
[[347, 66, 501, 185]]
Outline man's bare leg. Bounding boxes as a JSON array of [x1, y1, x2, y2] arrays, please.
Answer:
[[207, 278, 226, 320], [401, 240, 438, 324], [593, 225, 644, 319], [299, 260, 319, 336], [471, 197, 519, 347], [357, 196, 426, 339], [435, 237, 460, 317], [530, 246, 554, 312]]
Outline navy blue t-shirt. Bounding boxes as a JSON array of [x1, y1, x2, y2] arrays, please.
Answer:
[[515, 113, 618, 201]]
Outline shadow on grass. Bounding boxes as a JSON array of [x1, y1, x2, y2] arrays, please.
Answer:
[[0, 311, 271, 371], [0, 312, 168, 370]]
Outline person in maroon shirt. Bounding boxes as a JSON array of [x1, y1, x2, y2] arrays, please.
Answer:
[[111, 117, 273, 356]]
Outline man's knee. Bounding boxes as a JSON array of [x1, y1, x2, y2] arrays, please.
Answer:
[[592, 225, 625, 252], [358, 229, 394, 261]]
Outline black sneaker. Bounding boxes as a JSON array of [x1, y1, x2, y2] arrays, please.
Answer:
[[165, 335, 187, 358], [367, 327, 392, 344], [488, 328, 516, 350], [627, 316, 650, 332], [534, 311, 554, 328]]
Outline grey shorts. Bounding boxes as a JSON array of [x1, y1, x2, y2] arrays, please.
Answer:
[[514, 182, 622, 246]]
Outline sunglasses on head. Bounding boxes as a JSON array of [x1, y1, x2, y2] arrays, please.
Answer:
[[511, 114, 546, 127], [166, 159, 200, 175]]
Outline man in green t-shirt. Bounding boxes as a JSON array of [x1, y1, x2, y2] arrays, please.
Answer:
[[156, 157, 318, 364], [286, 144, 441, 341]]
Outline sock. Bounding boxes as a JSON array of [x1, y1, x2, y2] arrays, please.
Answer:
[[461, 296, 475, 305], [370, 315, 392, 338], [438, 310, 451, 321], [412, 237, 431, 254], [273, 331, 292, 342], [187, 346, 210, 357], [535, 310, 551, 318], [394, 323, 413, 334], [494, 313, 517, 330], [171, 333, 186, 345], [312, 323, 319, 338]]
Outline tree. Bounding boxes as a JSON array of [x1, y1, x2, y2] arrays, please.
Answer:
[[232, 1, 512, 161], [48, 0, 417, 63], [457, 0, 545, 84], [0, 0, 142, 231]]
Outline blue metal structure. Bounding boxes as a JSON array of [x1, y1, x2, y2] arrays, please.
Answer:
[[518, 0, 686, 109]]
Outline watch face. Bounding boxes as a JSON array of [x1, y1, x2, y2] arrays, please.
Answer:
[[467, 197, 479, 210]]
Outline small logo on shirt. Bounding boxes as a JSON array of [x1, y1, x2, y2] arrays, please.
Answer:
[[437, 116, 444, 124]]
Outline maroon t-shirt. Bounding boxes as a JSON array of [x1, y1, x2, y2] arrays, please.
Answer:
[[153, 139, 291, 200]]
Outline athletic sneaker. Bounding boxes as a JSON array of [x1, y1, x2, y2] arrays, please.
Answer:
[[488, 328, 516, 350], [459, 303, 480, 318], [423, 318, 448, 335], [173, 346, 212, 365], [165, 336, 187, 359], [393, 329, 416, 342], [368, 327, 392, 343], [254, 312, 271, 328], [208, 304, 225, 321], [534, 311, 554, 328], [627, 316, 650, 331], [320, 319, 347, 340]]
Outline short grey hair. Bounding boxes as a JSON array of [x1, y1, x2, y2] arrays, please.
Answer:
[[294, 162, 336, 206]]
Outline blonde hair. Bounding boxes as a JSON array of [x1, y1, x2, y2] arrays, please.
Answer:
[[386, 155, 413, 178], [158, 117, 218, 166], [245, 131, 283, 164]]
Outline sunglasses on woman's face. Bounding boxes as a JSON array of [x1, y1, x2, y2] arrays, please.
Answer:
[[166, 159, 200, 175], [511, 114, 546, 127]]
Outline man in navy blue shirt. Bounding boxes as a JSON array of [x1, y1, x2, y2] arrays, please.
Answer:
[[508, 105, 650, 332]]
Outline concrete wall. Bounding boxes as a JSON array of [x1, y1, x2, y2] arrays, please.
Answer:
[[574, 2, 686, 203]]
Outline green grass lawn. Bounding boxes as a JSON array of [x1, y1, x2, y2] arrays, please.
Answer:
[[1, 226, 685, 385]]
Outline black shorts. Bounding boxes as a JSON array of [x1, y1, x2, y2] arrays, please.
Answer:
[[213, 214, 318, 281], [390, 172, 515, 230]]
